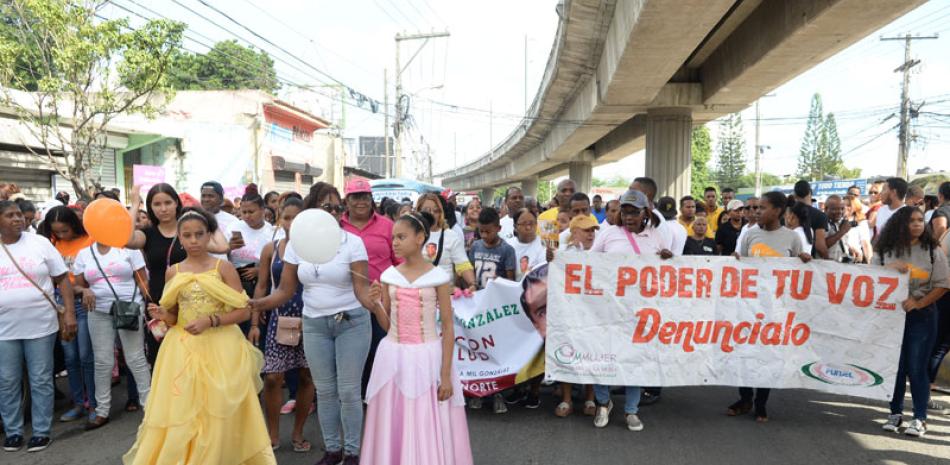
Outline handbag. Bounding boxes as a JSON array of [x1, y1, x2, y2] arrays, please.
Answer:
[[1, 242, 74, 342], [89, 245, 142, 331], [270, 239, 301, 346]]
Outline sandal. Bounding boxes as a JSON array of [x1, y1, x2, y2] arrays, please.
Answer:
[[726, 400, 752, 417], [292, 438, 311, 453], [125, 400, 141, 412], [583, 400, 597, 416], [755, 407, 768, 423], [554, 401, 573, 417]]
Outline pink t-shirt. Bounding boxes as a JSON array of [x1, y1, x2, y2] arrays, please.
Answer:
[[591, 224, 672, 256], [342, 213, 400, 282]]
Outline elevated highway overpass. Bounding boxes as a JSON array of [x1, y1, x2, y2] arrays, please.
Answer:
[[437, 0, 926, 201]]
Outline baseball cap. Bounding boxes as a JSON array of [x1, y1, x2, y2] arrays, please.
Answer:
[[619, 189, 649, 209], [344, 177, 372, 195], [726, 199, 744, 211], [441, 188, 456, 200], [569, 215, 600, 231], [657, 196, 677, 220]]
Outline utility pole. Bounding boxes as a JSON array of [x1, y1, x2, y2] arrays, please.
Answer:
[[383, 68, 390, 178], [881, 33, 937, 179], [395, 30, 450, 179], [524, 35, 528, 116], [753, 94, 774, 196]]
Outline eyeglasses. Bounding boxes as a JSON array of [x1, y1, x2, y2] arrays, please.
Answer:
[[621, 207, 644, 216], [321, 204, 345, 214]]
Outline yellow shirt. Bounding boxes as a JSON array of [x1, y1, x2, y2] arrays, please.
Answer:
[[706, 206, 724, 234], [678, 217, 714, 239]]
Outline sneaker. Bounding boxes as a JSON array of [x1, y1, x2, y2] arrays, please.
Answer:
[[492, 394, 508, 414], [593, 400, 613, 428], [882, 414, 902, 432], [905, 419, 927, 437], [3, 435, 24, 452], [640, 390, 661, 406], [315, 449, 343, 465], [927, 398, 949, 415], [342, 455, 360, 465], [504, 390, 526, 405], [26, 437, 51, 452], [524, 394, 541, 409], [59, 406, 85, 422], [279, 399, 296, 415], [468, 397, 483, 409], [625, 413, 644, 431]]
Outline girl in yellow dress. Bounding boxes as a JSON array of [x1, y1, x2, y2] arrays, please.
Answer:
[[123, 208, 276, 465]]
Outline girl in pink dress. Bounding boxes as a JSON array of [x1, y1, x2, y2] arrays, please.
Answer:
[[362, 212, 473, 465]]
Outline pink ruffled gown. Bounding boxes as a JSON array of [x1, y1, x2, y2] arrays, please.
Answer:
[[361, 266, 473, 465]]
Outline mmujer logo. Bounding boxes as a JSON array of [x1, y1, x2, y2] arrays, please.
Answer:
[[801, 362, 883, 387]]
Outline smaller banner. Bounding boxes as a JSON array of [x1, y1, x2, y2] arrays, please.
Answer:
[[132, 164, 165, 193], [453, 278, 544, 397], [546, 252, 909, 400]]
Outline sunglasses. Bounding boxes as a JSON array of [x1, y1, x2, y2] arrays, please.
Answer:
[[321, 204, 345, 214]]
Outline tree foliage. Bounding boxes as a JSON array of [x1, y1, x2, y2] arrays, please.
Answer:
[[592, 175, 630, 188], [690, 125, 712, 199], [714, 113, 746, 189], [797, 93, 860, 181], [168, 40, 280, 94], [0, 0, 184, 199]]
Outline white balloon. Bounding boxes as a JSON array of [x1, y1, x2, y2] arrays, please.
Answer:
[[289, 209, 342, 264]]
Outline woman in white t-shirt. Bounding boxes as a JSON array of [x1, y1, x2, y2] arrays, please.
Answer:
[[416, 193, 475, 291], [227, 192, 275, 331], [844, 195, 873, 263], [0, 200, 77, 452], [72, 243, 151, 430], [249, 183, 377, 463], [506, 208, 546, 281]]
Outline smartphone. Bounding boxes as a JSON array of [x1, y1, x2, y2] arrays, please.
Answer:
[[232, 231, 243, 241], [849, 220, 858, 227]]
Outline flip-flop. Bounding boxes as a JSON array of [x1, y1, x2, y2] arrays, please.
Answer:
[[125, 400, 140, 412], [292, 439, 311, 453], [726, 400, 752, 417], [554, 401, 573, 418]]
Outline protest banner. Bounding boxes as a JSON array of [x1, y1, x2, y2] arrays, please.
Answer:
[[453, 277, 545, 397], [132, 164, 165, 193], [545, 251, 908, 400]]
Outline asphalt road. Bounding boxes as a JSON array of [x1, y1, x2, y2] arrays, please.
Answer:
[[4, 380, 949, 465]]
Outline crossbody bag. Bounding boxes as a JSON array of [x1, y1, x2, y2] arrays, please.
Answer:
[[1, 242, 74, 341], [272, 239, 301, 346], [89, 245, 142, 331]]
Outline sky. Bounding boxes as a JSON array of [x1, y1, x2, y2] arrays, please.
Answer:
[[101, 0, 950, 184]]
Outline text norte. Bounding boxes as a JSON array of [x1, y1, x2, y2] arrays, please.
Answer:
[[563, 263, 899, 310], [632, 308, 809, 353]]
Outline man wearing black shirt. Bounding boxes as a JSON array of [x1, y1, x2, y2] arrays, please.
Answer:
[[715, 199, 744, 255], [793, 180, 829, 259], [683, 216, 716, 256]]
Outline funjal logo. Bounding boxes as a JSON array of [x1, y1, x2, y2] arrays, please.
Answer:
[[801, 362, 883, 387]]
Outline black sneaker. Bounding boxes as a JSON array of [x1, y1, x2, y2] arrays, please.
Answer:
[[524, 394, 541, 409], [3, 435, 24, 452], [26, 437, 51, 452], [640, 390, 661, 406], [504, 390, 526, 405]]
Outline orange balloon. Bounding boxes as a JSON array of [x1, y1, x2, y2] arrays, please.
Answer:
[[83, 198, 133, 248]]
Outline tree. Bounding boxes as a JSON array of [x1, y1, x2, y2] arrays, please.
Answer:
[[168, 40, 280, 94], [690, 125, 713, 199], [714, 113, 746, 189], [797, 93, 823, 180], [0, 0, 184, 200], [592, 175, 630, 188], [735, 172, 783, 189], [817, 112, 847, 178]]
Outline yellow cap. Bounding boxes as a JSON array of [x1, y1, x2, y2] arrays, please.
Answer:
[[569, 215, 600, 231]]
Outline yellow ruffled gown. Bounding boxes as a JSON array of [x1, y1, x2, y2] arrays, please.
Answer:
[[123, 264, 276, 465]]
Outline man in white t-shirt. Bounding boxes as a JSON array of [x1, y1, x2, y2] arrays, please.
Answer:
[[200, 181, 238, 232], [498, 186, 525, 243], [873, 177, 908, 241], [630, 177, 676, 255]]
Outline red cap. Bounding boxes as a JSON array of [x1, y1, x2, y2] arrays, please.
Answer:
[[441, 188, 455, 200], [344, 177, 373, 195]]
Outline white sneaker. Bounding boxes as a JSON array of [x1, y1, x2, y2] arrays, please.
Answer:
[[593, 400, 613, 428], [468, 397, 483, 409], [492, 394, 508, 414], [882, 414, 902, 432], [625, 413, 644, 431], [905, 419, 927, 437]]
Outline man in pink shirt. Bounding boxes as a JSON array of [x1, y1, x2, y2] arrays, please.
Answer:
[[341, 177, 400, 395]]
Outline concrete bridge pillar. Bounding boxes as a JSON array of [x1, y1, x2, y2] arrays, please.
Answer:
[[521, 177, 538, 199], [568, 150, 594, 194], [481, 187, 496, 206], [645, 107, 692, 200]]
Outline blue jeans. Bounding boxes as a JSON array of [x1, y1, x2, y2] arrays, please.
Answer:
[[303, 308, 371, 456], [593, 385, 641, 414], [890, 303, 938, 420], [60, 300, 96, 409], [0, 333, 57, 437]]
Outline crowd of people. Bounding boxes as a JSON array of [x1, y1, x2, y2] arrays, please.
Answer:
[[0, 173, 948, 464]]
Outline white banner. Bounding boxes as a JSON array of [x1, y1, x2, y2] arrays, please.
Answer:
[[546, 251, 909, 400], [452, 278, 544, 397]]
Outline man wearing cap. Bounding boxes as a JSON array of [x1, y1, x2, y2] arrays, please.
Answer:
[[589, 189, 672, 432], [629, 177, 677, 256], [499, 186, 525, 242], [657, 196, 686, 256], [715, 199, 745, 255], [200, 181, 238, 232], [341, 177, 400, 395]]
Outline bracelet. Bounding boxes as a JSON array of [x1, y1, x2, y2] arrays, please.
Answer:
[[214, 315, 221, 327], [208, 316, 214, 327]]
